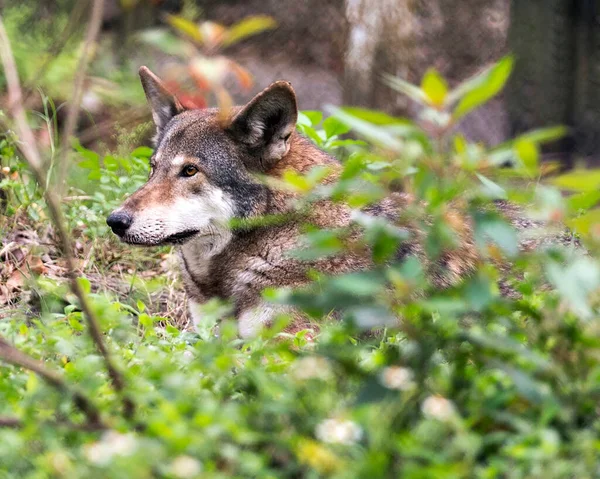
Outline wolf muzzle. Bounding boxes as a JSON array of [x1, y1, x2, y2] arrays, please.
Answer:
[[106, 210, 133, 237]]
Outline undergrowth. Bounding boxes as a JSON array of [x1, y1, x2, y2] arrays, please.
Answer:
[[2, 57, 600, 479]]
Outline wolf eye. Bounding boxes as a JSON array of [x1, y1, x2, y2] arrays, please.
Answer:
[[181, 165, 198, 177]]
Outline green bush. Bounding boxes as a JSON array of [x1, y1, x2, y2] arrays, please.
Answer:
[[3, 57, 600, 478]]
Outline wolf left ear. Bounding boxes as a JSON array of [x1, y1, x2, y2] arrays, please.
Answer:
[[228, 81, 298, 170], [139, 66, 184, 136]]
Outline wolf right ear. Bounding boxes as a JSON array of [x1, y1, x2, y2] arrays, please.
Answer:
[[139, 66, 184, 136], [228, 81, 298, 170]]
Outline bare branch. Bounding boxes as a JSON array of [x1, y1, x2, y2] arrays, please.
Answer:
[[0, 336, 105, 428], [58, 0, 106, 192], [0, 14, 134, 420]]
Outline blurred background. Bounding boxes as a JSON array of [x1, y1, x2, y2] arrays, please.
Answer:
[[1, 0, 597, 167]]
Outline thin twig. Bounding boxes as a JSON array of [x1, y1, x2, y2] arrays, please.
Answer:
[[58, 0, 106, 193], [0, 414, 105, 431], [0, 416, 21, 428], [0, 336, 105, 428], [63, 195, 93, 202], [0, 14, 134, 420]]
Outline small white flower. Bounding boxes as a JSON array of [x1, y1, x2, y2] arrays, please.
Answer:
[[170, 455, 202, 478], [84, 442, 113, 466], [421, 395, 457, 422], [315, 418, 362, 445], [183, 350, 194, 362], [81, 91, 102, 113], [291, 356, 332, 381], [50, 452, 71, 474], [84, 431, 137, 465], [379, 366, 415, 390]]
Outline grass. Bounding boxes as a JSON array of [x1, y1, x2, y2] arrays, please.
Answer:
[[0, 169, 189, 330]]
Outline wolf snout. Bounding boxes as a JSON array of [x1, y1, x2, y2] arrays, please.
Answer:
[[106, 210, 133, 237]]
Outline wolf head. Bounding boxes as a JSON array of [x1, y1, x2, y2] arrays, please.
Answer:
[[107, 67, 298, 249]]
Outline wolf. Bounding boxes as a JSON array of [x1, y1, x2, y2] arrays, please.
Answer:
[[107, 67, 482, 337]]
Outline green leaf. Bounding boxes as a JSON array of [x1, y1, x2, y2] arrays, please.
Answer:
[[327, 139, 367, 149], [488, 126, 567, 168], [330, 271, 386, 296], [463, 273, 494, 311], [323, 117, 351, 138], [329, 106, 403, 150], [136, 29, 192, 58], [490, 126, 568, 158], [421, 68, 448, 107], [297, 124, 324, 146], [551, 169, 600, 192], [516, 126, 568, 144], [165, 14, 203, 43], [381, 73, 429, 105], [493, 362, 555, 405], [222, 15, 277, 47], [514, 139, 538, 174], [166, 324, 180, 335], [474, 212, 519, 257], [566, 209, 600, 237], [68, 316, 84, 332], [466, 331, 552, 372], [546, 256, 600, 319], [103, 155, 119, 171], [77, 277, 91, 295], [298, 110, 323, 127], [139, 313, 155, 328], [131, 146, 154, 158], [452, 56, 514, 120], [355, 375, 397, 405], [78, 159, 98, 170], [74, 141, 99, 163], [137, 300, 146, 314], [281, 170, 311, 192], [567, 190, 600, 212], [337, 107, 411, 125], [347, 306, 398, 329], [476, 173, 507, 200]]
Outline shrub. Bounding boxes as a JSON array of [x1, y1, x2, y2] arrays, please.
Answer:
[[2, 57, 600, 478]]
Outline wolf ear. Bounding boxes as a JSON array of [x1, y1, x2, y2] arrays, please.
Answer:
[[139, 66, 184, 135], [228, 81, 298, 170]]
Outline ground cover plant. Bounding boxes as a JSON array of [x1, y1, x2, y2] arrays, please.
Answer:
[[3, 11, 600, 479]]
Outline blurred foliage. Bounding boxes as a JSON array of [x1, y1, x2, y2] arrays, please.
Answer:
[[0, 2, 81, 100], [4, 49, 600, 479], [138, 12, 276, 111]]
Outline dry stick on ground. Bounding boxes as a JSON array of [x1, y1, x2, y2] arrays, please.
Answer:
[[0, 336, 105, 429], [0, 15, 135, 420], [57, 0, 105, 193]]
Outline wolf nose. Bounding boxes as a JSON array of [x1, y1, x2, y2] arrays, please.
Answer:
[[106, 211, 133, 236]]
